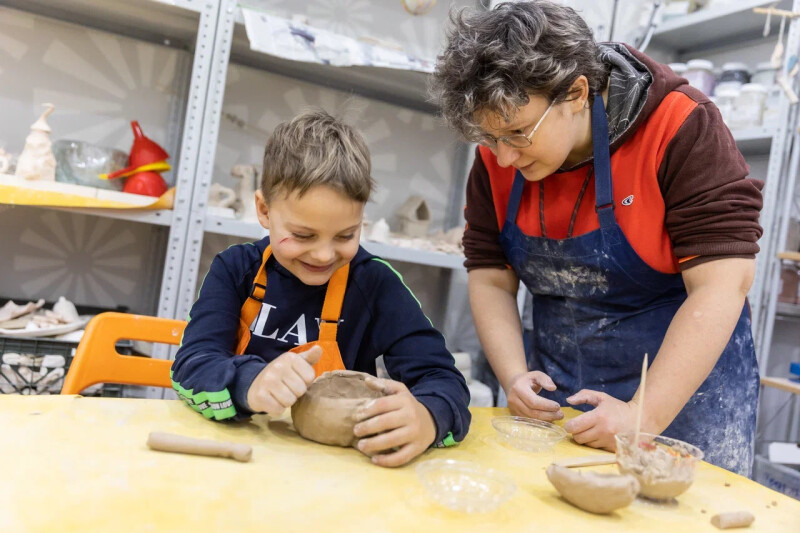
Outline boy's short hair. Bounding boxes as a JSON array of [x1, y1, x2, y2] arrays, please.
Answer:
[[261, 109, 374, 203]]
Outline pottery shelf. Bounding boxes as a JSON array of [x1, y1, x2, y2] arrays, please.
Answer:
[[230, 6, 434, 114], [776, 302, 800, 319], [203, 214, 465, 270], [0, 0, 205, 49], [651, 0, 792, 52], [733, 126, 775, 155]]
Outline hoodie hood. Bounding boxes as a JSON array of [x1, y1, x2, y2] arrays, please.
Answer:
[[563, 43, 689, 170]]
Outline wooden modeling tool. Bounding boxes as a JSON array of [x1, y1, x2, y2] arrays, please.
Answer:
[[147, 432, 252, 462], [634, 353, 648, 449], [554, 455, 618, 468]]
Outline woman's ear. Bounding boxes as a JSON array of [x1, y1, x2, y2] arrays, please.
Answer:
[[567, 75, 590, 114], [255, 189, 270, 229]]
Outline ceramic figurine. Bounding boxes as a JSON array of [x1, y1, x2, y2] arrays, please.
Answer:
[[231, 164, 259, 222], [208, 183, 237, 208], [395, 195, 431, 238], [15, 103, 56, 181]]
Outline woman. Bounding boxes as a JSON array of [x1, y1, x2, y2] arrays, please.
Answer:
[[431, 1, 763, 475]]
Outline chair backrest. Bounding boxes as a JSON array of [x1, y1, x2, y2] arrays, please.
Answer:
[[62, 312, 187, 395]]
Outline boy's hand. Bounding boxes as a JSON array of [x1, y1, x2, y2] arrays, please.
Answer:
[[352, 377, 437, 468], [246, 345, 322, 416]]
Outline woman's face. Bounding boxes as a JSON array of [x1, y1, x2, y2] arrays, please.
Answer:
[[475, 79, 590, 181]]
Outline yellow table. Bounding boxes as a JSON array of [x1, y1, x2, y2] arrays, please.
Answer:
[[1, 395, 798, 532]]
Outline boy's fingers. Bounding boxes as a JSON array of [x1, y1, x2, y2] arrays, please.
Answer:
[[371, 443, 417, 468], [298, 345, 323, 365], [281, 372, 308, 398], [357, 427, 410, 456], [353, 408, 405, 438], [290, 354, 316, 384], [354, 394, 404, 422], [270, 383, 297, 407], [365, 376, 407, 395], [565, 389, 604, 407]]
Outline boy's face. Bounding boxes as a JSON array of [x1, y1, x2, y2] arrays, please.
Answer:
[[255, 185, 364, 286]]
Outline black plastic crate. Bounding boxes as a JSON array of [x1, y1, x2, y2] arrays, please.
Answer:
[[0, 336, 131, 396]]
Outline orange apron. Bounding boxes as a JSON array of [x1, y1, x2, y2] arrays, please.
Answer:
[[234, 244, 347, 377]]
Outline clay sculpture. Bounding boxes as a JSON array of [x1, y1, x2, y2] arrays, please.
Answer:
[[291, 370, 386, 447], [16, 103, 56, 181], [616, 432, 701, 500], [546, 463, 640, 514]]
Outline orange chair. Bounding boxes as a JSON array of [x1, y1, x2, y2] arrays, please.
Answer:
[[62, 312, 187, 395]]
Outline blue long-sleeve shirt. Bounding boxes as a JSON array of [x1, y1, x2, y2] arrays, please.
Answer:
[[171, 237, 471, 446]]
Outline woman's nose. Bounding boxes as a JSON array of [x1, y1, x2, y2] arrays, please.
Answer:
[[495, 142, 520, 168]]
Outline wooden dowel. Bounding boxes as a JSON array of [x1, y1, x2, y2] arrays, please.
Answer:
[[147, 432, 252, 462]]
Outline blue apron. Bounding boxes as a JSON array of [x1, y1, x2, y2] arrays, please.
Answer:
[[499, 95, 759, 476]]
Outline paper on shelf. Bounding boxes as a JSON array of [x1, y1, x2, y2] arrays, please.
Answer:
[[0, 173, 174, 210], [240, 7, 433, 73]]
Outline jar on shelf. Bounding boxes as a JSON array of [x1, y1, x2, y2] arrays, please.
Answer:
[[714, 87, 739, 127], [752, 61, 779, 86], [684, 59, 715, 96], [668, 63, 687, 77], [734, 83, 768, 128], [715, 62, 750, 95]]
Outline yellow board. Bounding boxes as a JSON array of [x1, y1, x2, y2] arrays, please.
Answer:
[[0, 395, 797, 532]]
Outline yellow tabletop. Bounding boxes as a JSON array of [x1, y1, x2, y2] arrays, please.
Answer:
[[1, 395, 797, 532]]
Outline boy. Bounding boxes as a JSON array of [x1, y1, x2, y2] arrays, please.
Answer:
[[171, 110, 471, 467]]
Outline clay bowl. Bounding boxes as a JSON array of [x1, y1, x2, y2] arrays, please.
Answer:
[[291, 370, 385, 447], [615, 432, 704, 500], [416, 459, 517, 513], [491, 416, 567, 452]]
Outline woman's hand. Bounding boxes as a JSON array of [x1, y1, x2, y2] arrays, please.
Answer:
[[563, 389, 641, 451], [352, 377, 437, 468], [506, 371, 564, 422], [246, 345, 321, 415]]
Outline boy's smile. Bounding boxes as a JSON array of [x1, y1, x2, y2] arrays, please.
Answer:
[[255, 185, 364, 286]]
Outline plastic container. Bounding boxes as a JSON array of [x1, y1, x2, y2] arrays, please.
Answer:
[[615, 432, 703, 501], [684, 59, 715, 96], [734, 83, 768, 128], [720, 62, 751, 84], [492, 416, 567, 452], [752, 62, 779, 86], [668, 62, 687, 76], [714, 87, 740, 127], [753, 455, 800, 500], [416, 459, 516, 513]]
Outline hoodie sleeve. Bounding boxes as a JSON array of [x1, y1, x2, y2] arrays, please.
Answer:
[[170, 248, 267, 420], [657, 90, 764, 270], [356, 258, 471, 446]]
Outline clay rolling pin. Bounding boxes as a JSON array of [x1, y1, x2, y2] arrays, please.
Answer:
[[147, 432, 252, 462], [710, 511, 755, 529]]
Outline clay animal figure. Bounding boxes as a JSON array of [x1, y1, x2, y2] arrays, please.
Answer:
[[546, 463, 640, 514], [292, 370, 387, 448]]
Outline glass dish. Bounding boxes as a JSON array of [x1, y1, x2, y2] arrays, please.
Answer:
[[416, 459, 516, 513], [491, 416, 567, 452], [615, 432, 704, 501]]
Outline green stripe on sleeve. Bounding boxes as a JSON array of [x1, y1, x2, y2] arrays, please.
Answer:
[[170, 371, 237, 420], [371, 258, 433, 326]]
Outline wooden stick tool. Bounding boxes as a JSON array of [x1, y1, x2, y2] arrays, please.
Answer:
[[634, 353, 648, 448], [147, 432, 252, 462]]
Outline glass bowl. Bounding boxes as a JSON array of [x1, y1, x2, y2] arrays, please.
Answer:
[[416, 459, 516, 513], [491, 416, 567, 452], [615, 432, 704, 501]]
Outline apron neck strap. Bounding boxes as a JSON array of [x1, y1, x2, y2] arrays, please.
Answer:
[[239, 244, 349, 343], [591, 93, 615, 228]]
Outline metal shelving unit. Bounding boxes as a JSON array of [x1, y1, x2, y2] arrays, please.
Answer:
[[651, 0, 791, 52], [0, 0, 228, 341]]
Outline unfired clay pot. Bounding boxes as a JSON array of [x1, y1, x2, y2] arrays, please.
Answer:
[[291, 370, 386, 447]]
